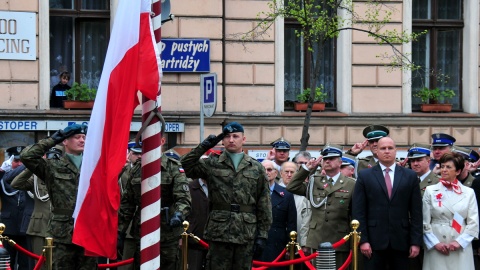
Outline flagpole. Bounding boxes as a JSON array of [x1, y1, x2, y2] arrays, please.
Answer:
[[140, 0, 162, 269]]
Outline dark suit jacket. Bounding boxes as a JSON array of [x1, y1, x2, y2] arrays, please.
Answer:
[[186, 178, 209, 250], [260, 183, 296, 266], [352, 164, 422, 251]]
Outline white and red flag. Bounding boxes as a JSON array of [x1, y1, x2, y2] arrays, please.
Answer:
[[72, 0, 161, 259], [452, 212, 464, 234]]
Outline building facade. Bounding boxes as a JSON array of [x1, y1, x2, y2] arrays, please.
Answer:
[[1, 0, 479, 159]]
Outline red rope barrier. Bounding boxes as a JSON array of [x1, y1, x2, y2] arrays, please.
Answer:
[[198, 239, 209, 249], [33, 256, 45, 270], [297, 248, 315, 270], [98, 258, 134, 268], [338, 250, 352, 270], [253, 252, 317, 267], [12, 243, 41, 260], [332, 238, 347, 249], [252, 247, 287, 268]]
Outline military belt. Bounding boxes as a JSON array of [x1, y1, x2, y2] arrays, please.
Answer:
[[211, 204, 254, 213], [52, 208, 73, 216]]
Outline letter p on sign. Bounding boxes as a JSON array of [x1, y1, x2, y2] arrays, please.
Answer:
[[201, 73, 217, 117]]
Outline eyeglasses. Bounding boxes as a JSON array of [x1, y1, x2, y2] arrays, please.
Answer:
[[296, 161, 307, 165], [265, 168, 275, 172]]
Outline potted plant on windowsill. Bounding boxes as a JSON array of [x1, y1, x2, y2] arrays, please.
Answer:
[[414, 87, 455, 113], [294, 86, 328, 112], [63, 82, 97, 109]]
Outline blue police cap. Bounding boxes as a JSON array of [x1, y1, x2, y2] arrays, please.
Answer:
[[64, 124, 88, 137], [6, 146, 26, 159], [453, 146, 479, 162], [223, 122, 244, 134], [165, 149, 181, 160], [362, 125, 389, 141], [407, 143, 431, 159], [341, 154, 356, 167], [321, 144, 343, 158], [127, 141, 142, 153], [271, 137, 291, 150], [431, 133, 455, 147]]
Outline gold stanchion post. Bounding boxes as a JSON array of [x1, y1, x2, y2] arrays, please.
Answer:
[[181, 221, 190, 270], [350, 220, 361, 270], [45, 237, 54, 270], [288, 231, 297, 270]]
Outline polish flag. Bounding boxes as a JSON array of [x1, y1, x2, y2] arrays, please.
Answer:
[[452, 212, 464, 234], [72, 0, 161, 259]]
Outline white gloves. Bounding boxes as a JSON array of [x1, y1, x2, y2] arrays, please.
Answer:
[[0, 155, 14, 172]]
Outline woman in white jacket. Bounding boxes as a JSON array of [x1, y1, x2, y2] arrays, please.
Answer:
[[423, 152, 479, 269]]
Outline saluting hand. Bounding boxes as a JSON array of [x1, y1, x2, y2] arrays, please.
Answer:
[[306, 157, 321, 171], [349, 140, 368, 155]]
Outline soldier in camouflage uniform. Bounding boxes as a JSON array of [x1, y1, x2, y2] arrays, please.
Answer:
[[345, 125, 390, 177], [117, 148, 191, 270], [181, 122, 272, 270], [20, 124, 97, 270]]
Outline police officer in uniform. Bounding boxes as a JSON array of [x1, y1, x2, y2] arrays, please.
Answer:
[[346, 125, 389, 176], [181, 122, 272, 270], [287, 144, 356, 267], [11, 146, 62, 263], [430, 133, 456, 171], [20, 124, 97, 269], [269, 137, 291, 172], [118, 138, 191, 270], [340, 154, 356, 178], [452, 146, 479, 187]]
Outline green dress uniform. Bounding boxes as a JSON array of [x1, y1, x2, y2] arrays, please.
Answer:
[[420, 172, 440, 197], [355, 155, 377, 177], [287, 167, 355, 267], [181, 144, 272, 270], [118, 154, 191, 270], [11, 168, 52, 260], [461, 174, 476, 187], [20, 138, 97, 270]]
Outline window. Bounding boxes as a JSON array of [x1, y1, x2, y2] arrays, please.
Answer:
[[284, 3, 336, 110], [49, 0, 110, 90], [411, 0, 463, 111]]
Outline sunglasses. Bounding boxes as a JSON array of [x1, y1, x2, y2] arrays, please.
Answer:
[[265, 168, 275, 172]]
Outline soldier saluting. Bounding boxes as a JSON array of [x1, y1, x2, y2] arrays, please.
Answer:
[[181, 122, 272, 270]]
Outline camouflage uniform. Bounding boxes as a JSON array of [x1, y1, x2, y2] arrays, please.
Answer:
[[118, 154, 191, 270], [181, 144, 272, 270], [20, 138, 97, 270]]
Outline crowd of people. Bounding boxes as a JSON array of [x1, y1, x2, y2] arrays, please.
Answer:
[[0, 122, 478, 270]]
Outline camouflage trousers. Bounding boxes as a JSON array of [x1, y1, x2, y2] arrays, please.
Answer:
[[53, 242, 97, 270], [206, 241, 254, 270], [132, 237, 179, 270]]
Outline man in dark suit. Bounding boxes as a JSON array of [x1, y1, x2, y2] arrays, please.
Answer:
[[260, 160, 296, 269], [352, 137, 422, 270]]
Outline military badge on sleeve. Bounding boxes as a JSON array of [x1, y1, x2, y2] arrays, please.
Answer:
[[183, 184, 189, 191]]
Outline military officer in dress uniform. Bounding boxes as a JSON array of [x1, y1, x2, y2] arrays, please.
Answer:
[[346, 125, 390, 177], [452, 146, 479, 187], [20, 124, 97, 269], [118, 137, 191, 270], [430, 133, 456, 171], [287, 144, 356, 267], [406, 143, 439, 270], [11, 146, 62, 265]]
